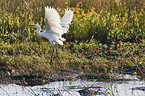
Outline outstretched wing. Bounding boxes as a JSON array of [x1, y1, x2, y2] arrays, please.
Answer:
[[44, 6, 63, 35], [60, 8, 73, 33]]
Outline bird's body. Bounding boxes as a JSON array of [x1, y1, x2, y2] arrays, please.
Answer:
[[29, 6, 73, 63], [33, 25, 63, 45]]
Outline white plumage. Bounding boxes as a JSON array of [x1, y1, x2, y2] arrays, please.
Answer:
[[60, 8, 74, 33], [30, 6, 73, 45]]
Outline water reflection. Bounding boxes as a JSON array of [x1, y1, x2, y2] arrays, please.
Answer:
[[0, 74, 144, 96]]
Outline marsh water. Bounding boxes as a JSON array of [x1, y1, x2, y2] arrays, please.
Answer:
[[0, 74, 145, 96]]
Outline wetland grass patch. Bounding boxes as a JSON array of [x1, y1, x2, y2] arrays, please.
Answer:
[[0, 0, 145, 81]]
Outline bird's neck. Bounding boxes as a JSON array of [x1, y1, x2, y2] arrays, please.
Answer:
[[36, 26, 42, 36]]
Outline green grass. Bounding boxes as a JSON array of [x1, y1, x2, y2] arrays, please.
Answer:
[[0, 0, 145, 77]]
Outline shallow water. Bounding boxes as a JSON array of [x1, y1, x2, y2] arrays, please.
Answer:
[[0, 74, 144, 96]]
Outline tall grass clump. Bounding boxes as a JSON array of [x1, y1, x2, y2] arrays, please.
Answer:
[[66, 5, 145, 43], [1, 0, 145, 43]]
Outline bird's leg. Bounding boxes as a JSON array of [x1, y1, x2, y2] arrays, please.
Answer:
[[54, 45, 60, 63], [50, 44, 54, 64], [56, 46, 60, 61]]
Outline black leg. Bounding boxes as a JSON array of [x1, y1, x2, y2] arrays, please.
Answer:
[[55, 45, 60, 63], [56, 47, 60, 60], [50, 44, 54, 64]]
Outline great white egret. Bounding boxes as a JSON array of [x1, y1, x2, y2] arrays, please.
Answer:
[[29, 6, 73, 63]]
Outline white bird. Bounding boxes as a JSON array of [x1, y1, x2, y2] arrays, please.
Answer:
[[29, 6, 73, 63]]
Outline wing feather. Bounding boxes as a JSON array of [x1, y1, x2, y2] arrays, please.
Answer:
[[45, 6, 63, 35], [60, 8, 73, 33]]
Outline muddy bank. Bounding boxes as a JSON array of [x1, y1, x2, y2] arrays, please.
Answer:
[[0, 68, 144, 86]]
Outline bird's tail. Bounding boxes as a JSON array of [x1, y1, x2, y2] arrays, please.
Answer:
[[60, 38, 66, 41], [56, 39, 63, 45]]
